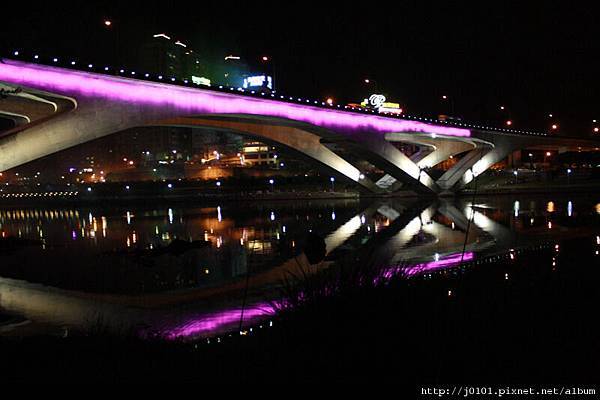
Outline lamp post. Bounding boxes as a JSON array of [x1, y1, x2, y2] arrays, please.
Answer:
[[330, 176, 335, 192], [567, 168, 572, 185], [513, 170, 518, 184], [441, 95, 455, 115], [498, 105, 513, 126], [261, 55, 276, 91], [269, 179, 274, 192], [103, 18, 120, 64], [364, 78, 378, 89]]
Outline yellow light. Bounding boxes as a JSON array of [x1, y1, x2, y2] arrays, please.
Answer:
[[326, 97, 334, 105]]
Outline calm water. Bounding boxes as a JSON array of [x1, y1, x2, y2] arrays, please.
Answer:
[[1, 194, 599, 339]]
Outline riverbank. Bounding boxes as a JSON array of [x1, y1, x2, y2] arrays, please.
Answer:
[[462, 180, 600, 196], [1, 236, 599, 383]]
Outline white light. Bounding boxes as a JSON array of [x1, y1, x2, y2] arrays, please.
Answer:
[[153, 33, 171, 40]]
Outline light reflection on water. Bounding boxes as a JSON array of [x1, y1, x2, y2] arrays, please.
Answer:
[[1, 194, 600, 339]]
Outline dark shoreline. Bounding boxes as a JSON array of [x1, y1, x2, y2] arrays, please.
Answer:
[[1, 182, 600, 207]]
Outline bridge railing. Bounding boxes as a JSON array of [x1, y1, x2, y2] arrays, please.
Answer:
[[4, 50, 549, 138]]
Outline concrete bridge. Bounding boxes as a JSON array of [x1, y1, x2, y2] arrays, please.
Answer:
[[1, 57, 599, 195]]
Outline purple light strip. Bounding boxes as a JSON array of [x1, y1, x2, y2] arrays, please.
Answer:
[[0, 60, 471, 137], [402, 252, 475, 277], [162, 302, 275, 340]]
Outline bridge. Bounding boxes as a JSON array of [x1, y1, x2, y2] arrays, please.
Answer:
[[1, 55, 599, 195]]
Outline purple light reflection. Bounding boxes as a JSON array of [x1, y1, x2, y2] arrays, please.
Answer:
[[402, 252, 475, 277], [0, 60, 471, 138], [160, 252, 475, 340], [162, 302, 275, 340]]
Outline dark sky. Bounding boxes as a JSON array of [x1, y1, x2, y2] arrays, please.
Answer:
[[2, 1, 599, 135]]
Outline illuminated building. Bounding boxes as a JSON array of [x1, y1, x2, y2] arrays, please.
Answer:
[[241, 142, 280, 168]]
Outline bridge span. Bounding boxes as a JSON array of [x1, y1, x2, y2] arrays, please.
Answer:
[[1, 57, 598, 195]]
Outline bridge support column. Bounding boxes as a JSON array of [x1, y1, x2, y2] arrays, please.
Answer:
[[340, 134, 440, 195]]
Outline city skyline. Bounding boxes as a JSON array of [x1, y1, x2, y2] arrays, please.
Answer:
[[2, 3, 599, 135]]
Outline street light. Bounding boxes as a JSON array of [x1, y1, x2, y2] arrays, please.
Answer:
[[441, 95, 455, 115], [330, 176, 335, 192], [567, 168, 572, 185], [551, 124, 558, 131], [269, 179, 274, 192], [363, 78, 379, 92], [513, 170, 518, 184], [326, 97, 334, 106], [260, 55, 275, 90], [506, 120, 513, 126], [104, 20, 112, 27]]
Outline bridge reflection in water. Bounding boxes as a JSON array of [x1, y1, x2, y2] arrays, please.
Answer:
[[0, 195, 598, 339]]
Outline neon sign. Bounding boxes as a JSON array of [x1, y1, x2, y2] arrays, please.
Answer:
[[243, 75, 273, 90], [191, 76, 211, 86], [368, 94, 386, 108]]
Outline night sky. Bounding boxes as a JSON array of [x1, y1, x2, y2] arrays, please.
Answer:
[[2, 2, 598, 135]]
